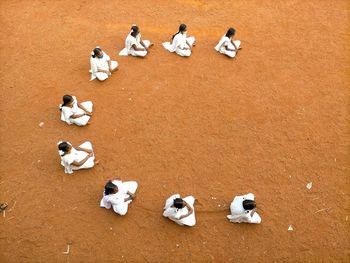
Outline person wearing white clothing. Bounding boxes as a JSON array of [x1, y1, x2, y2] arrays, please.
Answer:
[[163, 24, 195, 57], [100, 179, 138, 216], [57, 141, 97, 174], [120, 25, 152, 57], [227, 193, 261, 224], [90, 47, 118, 81], [163, 194, 196, 226], [215, 27, 241, 58], [59, 95, 93, 126]]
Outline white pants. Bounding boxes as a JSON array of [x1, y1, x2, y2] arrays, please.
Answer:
[[95, 61, 118, 81], [220, 40, 241, 58], [112, 181, 138, 216], [70, 101, 93, 126], [175, 37, 195, 57], [227, 211, 261, 224], [129, 40, 151, 57], [72, 141, 95, 171]]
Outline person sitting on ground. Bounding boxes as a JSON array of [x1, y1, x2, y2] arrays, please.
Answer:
[[163, 194, 196, 226], [90, 47, 118, 81], [100, 179, 138, 216], [214, 27, 241, 58], [57, 141, 97, 174], [227, 193, 261, 224], [162, 24, 195, 57], [119, 25, 153, 57], [59, 95, 93, 126]]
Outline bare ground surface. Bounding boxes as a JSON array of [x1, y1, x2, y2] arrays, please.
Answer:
[[0, 0, 349, 262]]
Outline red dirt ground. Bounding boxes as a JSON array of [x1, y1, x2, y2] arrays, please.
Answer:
[[0, 0, 349, 262]]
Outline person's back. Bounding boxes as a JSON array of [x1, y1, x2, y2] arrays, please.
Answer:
[[227, 193, 261, 224], [163, 194, 196, 226]]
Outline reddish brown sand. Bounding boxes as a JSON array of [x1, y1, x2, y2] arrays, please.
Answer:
[[0, 0, 349, 262]]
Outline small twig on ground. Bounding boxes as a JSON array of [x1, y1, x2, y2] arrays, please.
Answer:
[[3, 210, 5, 218], [63, 241, 73, 255], [9, 201, 16, 212], [63, 244, 71, 255], [315, 207, 331, 213]]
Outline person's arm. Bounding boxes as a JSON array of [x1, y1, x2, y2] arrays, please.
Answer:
[[225, 45, 236, 52], [231, 39, 240, 51], [140, 38, 148, 50], [71, 152, 93, 166], [127, 191, 136, 199], [185, 40, 192, 50], [76, 146, 93, 153], [124, 196, 132, 202], [92, 58, 109, 74], [70, 113, 88, 119], [78, 103, 92, 115], [250, 209, 256, 217], [124, 192, 135, 202], [131, 43, 146, 51], [178, 202, 193, 220], [98, 68, 110, 74], [105, 60, 112, 75]]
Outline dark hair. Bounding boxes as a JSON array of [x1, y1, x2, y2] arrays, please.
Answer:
[[104, 181, 117, 195], [60, 95, 73, 110], [173, 198, 184, 209], [225, 27, 236, 38], [58, 142, 71, 156], [172, 24, 187, 40], [91, 47, 102, 58], [131, 25, 139, 34], [242, 199, 256, 210]]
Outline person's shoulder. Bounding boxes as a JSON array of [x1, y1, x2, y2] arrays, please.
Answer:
[[61, 106, 71, 111], [112, 180, 122, 187], [103, 52, 110, 59], [244, 193, 255, 200], [62, 152, 73, 161]]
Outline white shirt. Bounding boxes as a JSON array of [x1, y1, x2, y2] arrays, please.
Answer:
[[100, 180, 131, 208], [60, 147, 80, 174], [215, 35, 231, 52], [163, 194, 196, 226], [60, 96, 80, 124], [125, 34, 138, 52], [90, 51, 111, 75], [227, 193, 261, 223], [169, 32, 188, 52]]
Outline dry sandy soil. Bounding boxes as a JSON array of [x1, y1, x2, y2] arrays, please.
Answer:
[[0, 0, 349, 262]]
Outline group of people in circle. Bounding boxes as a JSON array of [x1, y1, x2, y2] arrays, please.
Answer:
[[89, 24, 242, 82], [57, 24, 259, 226]]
